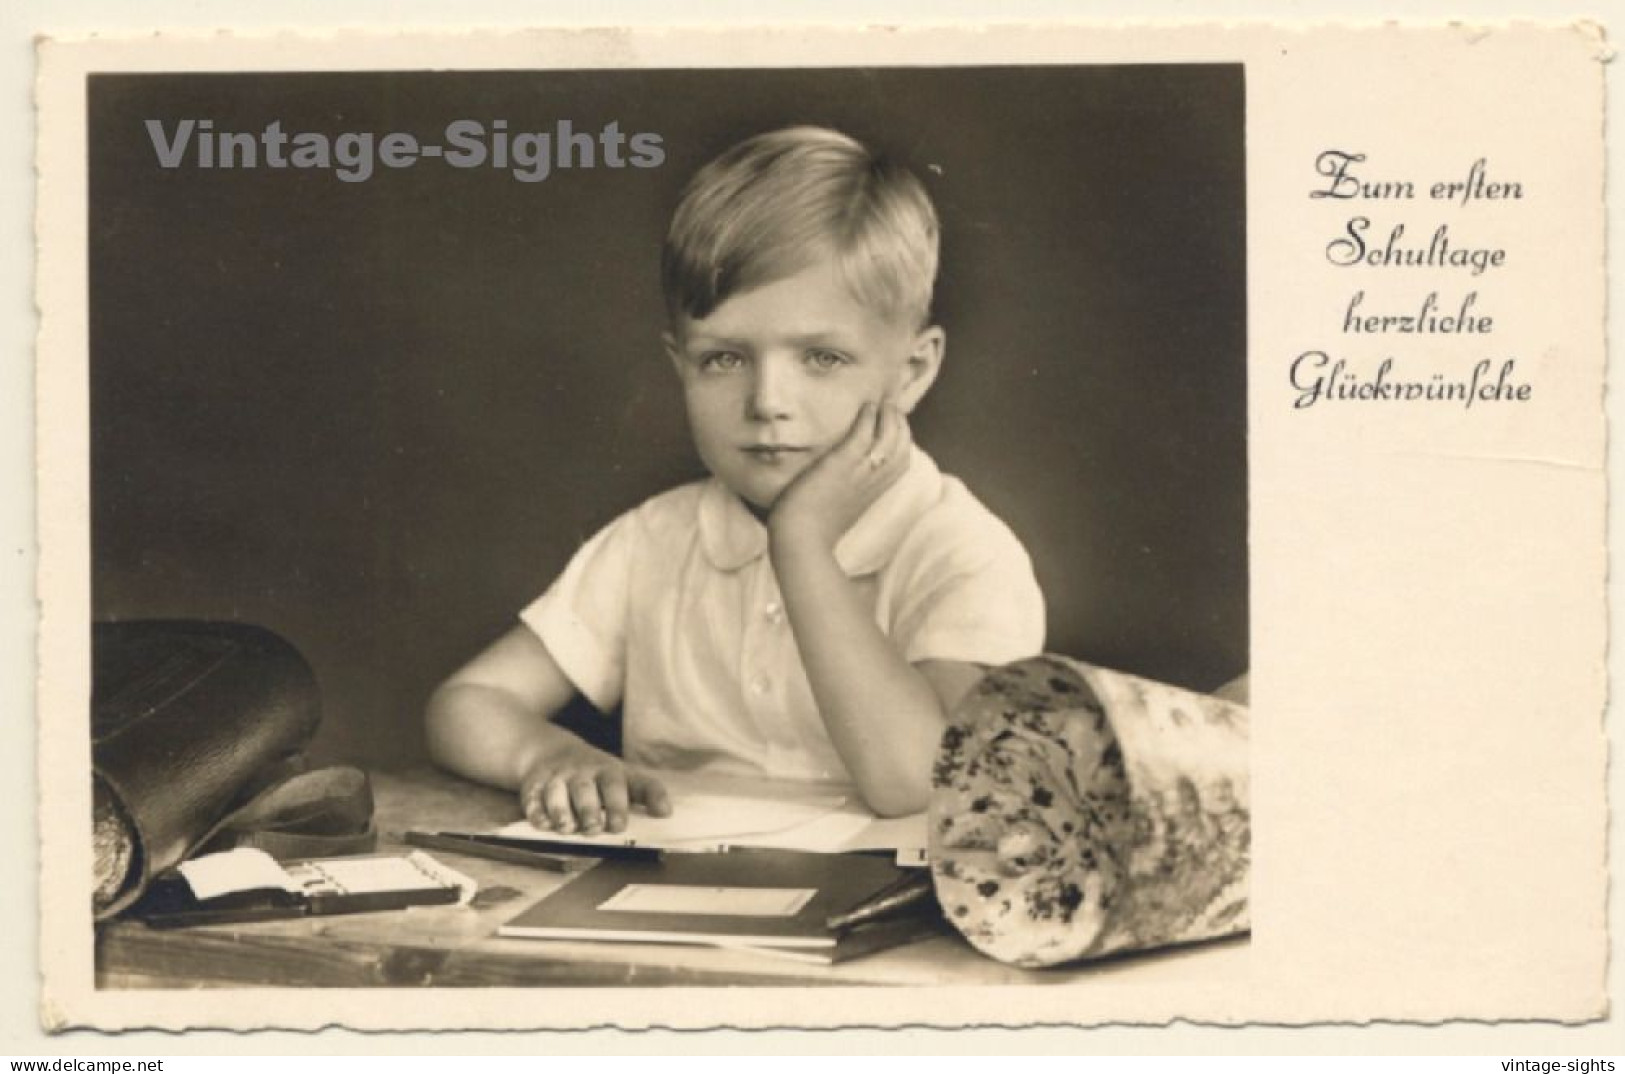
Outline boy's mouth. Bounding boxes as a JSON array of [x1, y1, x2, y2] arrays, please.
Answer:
[[741, 444, 811, 464]]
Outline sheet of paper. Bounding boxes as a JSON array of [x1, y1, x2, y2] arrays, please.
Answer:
[[176, 848, 296, 900], [489, 789, 867, 851], [838, 811, 928, 856], [715, 810, 876, 851]]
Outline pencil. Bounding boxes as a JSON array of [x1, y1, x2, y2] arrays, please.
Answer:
[[403, 830, 595, 874], [825, 870, 936, 931], [463, 832, 665, 863]]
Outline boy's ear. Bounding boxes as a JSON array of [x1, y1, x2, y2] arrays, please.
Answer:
[[896, 326, 946, 415]]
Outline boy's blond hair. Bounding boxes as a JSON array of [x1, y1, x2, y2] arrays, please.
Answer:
[[661, 126, 939, 330]]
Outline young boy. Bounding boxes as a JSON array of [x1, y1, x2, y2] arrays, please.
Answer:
[[425, 126, 1044, 831]]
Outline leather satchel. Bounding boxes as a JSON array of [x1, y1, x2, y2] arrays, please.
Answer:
[[92, 620, 373, 920]]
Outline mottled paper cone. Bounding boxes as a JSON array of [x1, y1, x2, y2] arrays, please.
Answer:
[[931, 655, 1250, 967]]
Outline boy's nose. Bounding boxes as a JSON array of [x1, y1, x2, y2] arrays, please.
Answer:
[[745, 359, 792, 421]]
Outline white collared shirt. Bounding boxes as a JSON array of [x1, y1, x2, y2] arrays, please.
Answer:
[[521, 447, 1046, 785]]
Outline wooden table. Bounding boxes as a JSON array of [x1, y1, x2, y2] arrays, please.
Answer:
[[95, 766, 1248, 988]]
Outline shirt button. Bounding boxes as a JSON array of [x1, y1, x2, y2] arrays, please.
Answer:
[[764, 601, 784, 624], [750, 676, 770, 696]]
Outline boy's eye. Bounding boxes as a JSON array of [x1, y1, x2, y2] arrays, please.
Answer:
[[805, 349, 850, 371], [700, 351, 745, 372]]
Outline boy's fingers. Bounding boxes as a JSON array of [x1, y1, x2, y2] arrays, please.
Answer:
[[886, 405, 913, 463], [834, 401, 877, 460], [521, 781, 551, 830], [860, 402, 906, 480], [877, 385, 905, 441], [630, 771, 673, 817], [844, 401, 893, 474], [542, 776, 577, 834], [874, 402, 904, 458], [570, 775, 605, 835], [599, 771, 632, 832]]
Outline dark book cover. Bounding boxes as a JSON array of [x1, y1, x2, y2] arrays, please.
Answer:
[[734, 909, 954, 966], [498, 849, 908, 949]]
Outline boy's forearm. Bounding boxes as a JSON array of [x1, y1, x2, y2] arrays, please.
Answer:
[[769, 530, 946, 816], [425, 681, 587, 791]]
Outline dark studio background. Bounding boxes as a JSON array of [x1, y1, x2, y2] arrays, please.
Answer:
[[88, 66, 1248, 767]]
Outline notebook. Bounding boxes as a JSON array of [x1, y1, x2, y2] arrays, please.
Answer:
[[721, 910, 952, 966], [498, 848, 907, 949], [128, 848, 472, 928]]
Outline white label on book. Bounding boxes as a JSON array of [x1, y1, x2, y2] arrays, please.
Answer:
[[178, 848, 299, 900], [597, 884, 815, 918]]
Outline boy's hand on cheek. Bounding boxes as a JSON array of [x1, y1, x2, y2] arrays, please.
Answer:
[[518, 740, 672, 835], [769, 400, 911, 553]]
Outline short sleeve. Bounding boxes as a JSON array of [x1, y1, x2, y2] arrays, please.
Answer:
[[519, 513, 638, 711], [892, 516, 1047, 668]]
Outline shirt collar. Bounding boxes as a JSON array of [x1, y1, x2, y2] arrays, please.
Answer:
[[697, 445, 943, 576]]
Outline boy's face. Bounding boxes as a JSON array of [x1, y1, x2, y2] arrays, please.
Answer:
[[666, 258, 943, 513]]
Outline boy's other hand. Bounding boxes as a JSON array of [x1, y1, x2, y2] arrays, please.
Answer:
[[769, 400, 911, 552], [518, 741, 672, 835]]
